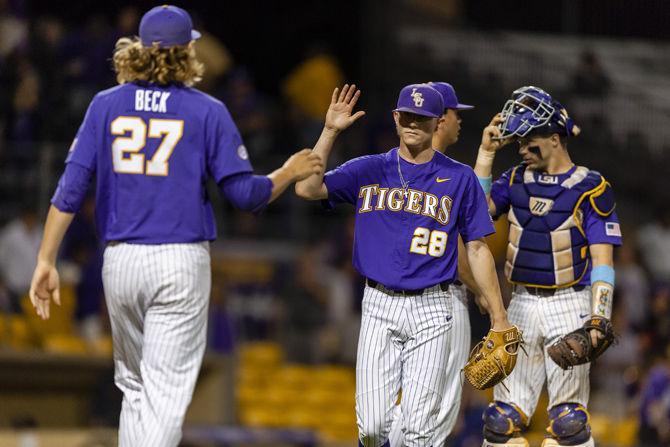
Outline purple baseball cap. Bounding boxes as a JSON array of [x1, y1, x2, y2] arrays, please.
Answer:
[[429, 82, 474, 110], [393, 83, 444, 118], [139, 5, 201, 48]]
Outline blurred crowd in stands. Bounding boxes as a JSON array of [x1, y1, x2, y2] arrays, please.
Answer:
[[2, 1, 670, 445]]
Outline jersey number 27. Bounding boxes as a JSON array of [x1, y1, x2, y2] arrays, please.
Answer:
[[111, 116, 184, 176]]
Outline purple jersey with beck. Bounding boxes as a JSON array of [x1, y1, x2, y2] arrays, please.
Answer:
[[64, 82, 253, 243], [324, 148, 494, 290]]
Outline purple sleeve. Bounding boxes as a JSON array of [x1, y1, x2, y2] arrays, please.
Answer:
[[490, 168, 513, 219], [206, 103, 254, 183], [322, 157, 367, 209], [51, 162, 94, 213], [65, 97, 99, 170], [582, 203, 622, 246], [218, 173, 272, 214], [458, 170, 496, 243]]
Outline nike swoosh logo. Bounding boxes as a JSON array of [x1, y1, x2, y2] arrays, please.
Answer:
[[436, 177, 450, 183], [579, 313, 589, 319]]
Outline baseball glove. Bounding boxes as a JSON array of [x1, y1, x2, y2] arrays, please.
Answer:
[[464, 325, 522, 390], [547, 316, 616, 370]]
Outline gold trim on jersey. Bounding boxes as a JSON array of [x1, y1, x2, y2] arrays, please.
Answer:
[[375, 188, 389, 210], [387, 188, 404, 211], [509, 165, 520, 186], [404, 190, 424, 214], [358, 184, 379, 213], [507, 259, 590, 290], [588, 180, 615, 217], [422, 192, 439, 217], [145, 118, 184, 177]]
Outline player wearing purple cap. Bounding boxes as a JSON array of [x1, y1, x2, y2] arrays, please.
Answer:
[[387, 81, 478, 446], [28, 5, 322, 447], [296, 83, 514, 447], [473, 86, 622, 447]]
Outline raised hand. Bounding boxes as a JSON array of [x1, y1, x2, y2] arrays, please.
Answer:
[[480, 114, 515, 153], [325, 84, 366, 133]]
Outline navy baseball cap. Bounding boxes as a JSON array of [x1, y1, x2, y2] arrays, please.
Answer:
[[393, 83, 444, 118], [139, 5, 201, 48], [429, 82, 474, 111]]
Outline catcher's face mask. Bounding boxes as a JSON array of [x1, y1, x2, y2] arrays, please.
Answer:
[[498, 86, 579, 140]]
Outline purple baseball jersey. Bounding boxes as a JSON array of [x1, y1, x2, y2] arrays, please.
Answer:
[[63, 82, 253, 243], [491, 164, 622, 286], [324, 148, 494, 290]]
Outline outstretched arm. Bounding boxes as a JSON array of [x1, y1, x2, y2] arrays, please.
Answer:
[[267, 149, 324, 203], [295, 84, 365, 200], [30, 206, 75, 320], [465, 238, 510, 330]]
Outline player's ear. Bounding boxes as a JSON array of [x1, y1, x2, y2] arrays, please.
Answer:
[[392, 111, 400, 127], [436, 114, 447, 129]]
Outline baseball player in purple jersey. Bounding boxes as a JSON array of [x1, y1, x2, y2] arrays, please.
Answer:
[[295, 83, 513, 447], [28, 6, 322, 447], [388, 82, 478, 446], [473, 86, 622, 447]]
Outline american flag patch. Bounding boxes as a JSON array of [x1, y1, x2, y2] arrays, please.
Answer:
[[605, 222, 621, 237]]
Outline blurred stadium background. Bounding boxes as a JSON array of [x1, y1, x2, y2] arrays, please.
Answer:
[[1, 0, 670, 446]]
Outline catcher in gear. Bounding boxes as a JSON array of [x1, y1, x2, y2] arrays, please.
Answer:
[[471, 86, 622, 447]]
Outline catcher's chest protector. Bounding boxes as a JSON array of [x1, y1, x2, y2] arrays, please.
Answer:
[[505, 165, 606, 288]]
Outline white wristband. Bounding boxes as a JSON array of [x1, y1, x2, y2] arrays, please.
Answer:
[[592, 283, 614, 319], [476, 146, 496, 169]]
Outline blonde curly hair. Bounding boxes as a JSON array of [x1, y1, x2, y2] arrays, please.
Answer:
[[112, 37, 204, 87]]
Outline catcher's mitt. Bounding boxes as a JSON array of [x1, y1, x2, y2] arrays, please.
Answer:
[[464, 325, 522, 390], [547, 316, 616, 370]]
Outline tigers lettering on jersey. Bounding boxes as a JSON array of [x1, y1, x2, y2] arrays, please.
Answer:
[[322, 148, 494, 290], [358, 185, 452, 225]]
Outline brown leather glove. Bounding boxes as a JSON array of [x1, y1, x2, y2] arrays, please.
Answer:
[[464, 325, 522, 390], [547, 316, 616, 370]]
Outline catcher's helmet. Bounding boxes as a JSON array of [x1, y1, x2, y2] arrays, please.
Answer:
[[498, 86, 580, 139]]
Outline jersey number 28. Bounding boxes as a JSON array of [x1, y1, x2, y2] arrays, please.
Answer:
[[410, 227, 447, 257], [111, 116, 184, 176]]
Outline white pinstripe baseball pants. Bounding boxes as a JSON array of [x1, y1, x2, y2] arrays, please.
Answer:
[[493, 286, 591, 419], [356, 283, 454, 447], [388, 284, 470, 447], [103, 242, 211, 447]]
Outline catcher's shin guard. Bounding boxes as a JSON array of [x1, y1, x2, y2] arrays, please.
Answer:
[[482, 401, 528, 444], [543, 403, 593, 446]]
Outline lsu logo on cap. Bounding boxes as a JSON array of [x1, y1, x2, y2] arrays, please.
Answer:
[[411, 88, 424, 107]]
